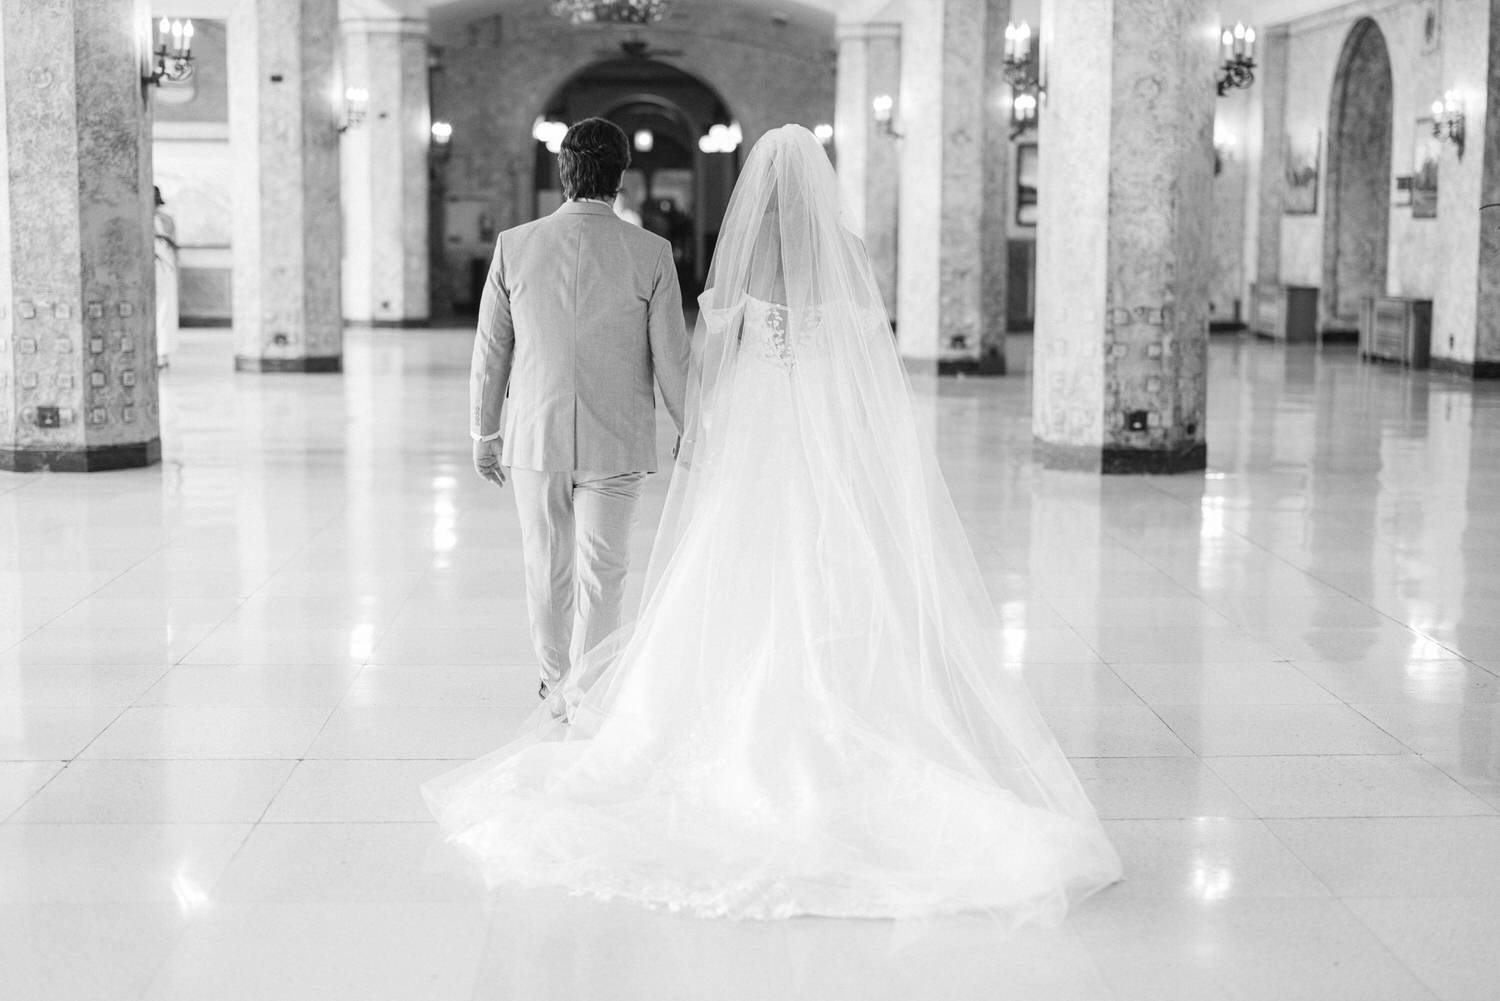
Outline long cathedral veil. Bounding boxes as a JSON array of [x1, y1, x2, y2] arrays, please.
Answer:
[[425, 126, 1121, 922]]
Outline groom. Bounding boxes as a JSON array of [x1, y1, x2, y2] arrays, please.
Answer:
[[469, 118, 691, 699]]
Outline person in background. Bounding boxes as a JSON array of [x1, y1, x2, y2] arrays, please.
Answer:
[[153, 186, 179, 369]]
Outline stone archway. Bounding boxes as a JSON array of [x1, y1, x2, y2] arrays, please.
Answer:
[[531, 58, 742, 296], [1321, 18, 1393, 334]]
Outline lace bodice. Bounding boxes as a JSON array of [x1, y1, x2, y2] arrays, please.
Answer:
[[740, 296, 824, 369]]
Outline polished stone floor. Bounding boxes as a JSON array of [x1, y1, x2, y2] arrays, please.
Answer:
[[2, 328, 1498, 1001]]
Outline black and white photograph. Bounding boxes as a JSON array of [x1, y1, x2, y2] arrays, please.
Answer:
[[1, 1, 1497, 1000]]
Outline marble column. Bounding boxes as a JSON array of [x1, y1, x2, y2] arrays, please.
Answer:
[[1252, 26, 1289, 304], [1032, 0, 1217, 473], [229, 0, 342, 372], [341, 18, 430, 327], [835, 20, 901, 316], [0, 0, 160, 472], [895, 0, 1009, 374], [1431, 0, 1500, 377]]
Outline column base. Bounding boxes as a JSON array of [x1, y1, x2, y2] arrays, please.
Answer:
[[1037, 440, 1208, 475], [935, 351, 1007, 376], [0, 439, 162, 472], [364, 318, 431, 329], [1430, 357, 1500, 379], [235, 356, 343, 373]]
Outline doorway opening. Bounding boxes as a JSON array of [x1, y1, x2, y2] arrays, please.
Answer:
[[1322, 18, 1393, 336], [533, 58, 740, 298]]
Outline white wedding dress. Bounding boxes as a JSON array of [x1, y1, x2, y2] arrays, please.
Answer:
[[425, 126, 1121, 924]]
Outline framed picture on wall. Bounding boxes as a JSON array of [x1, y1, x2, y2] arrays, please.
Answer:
[[1283, 129, 1321, 215], [1413, 120, 1440, 218], [1394, 175, 1413, 207], [1015, 143, 1039, 227]]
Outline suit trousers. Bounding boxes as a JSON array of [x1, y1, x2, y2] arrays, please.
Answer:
[[509, 468, 647, 690]]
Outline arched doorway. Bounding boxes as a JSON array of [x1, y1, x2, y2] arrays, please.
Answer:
[[532, 58, 741, 298], [1322, 18, 1393, 335]]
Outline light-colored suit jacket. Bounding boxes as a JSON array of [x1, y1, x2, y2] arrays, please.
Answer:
[[470, 200, 691, 473]]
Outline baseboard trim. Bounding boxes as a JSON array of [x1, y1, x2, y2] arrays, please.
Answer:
[[1037, 440, 1208, 475], [936, 353, 1008, 377], [352, 318, 431, 329], [234, 356, 343, 373], [1430, 357, 1500, 379], [0, 438, 162, 472]]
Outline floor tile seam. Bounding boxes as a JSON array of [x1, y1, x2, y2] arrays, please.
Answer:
[[0, 759, 66, 825], [1330, 895, 1450, 1001], [355, 570, 438, 662], [130, 824, 262, 1001], [1250, 808, 1360, 904], [51, 704, 134, 767], [1200, 763, 1497, 820], [1343, 703, 1493, 767], [1295, 564, 1469, 647], [248, 756, 314, 828]]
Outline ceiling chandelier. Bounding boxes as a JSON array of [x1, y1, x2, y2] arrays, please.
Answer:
[[549, 0, 671, 27]]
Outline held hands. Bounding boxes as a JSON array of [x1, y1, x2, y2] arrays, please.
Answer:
[[472, 437, 507, 487]]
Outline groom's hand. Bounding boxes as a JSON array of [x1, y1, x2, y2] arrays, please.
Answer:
[[472, 438, 507, 487]]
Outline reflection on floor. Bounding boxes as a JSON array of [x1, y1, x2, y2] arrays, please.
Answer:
[[2, 329, 1498, 1001]]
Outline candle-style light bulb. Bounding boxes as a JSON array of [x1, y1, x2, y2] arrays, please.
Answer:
[[1245, 26, 1255, 58], [1432, 98, 1446, 116], [159, 16, 170, 37], [1018, 21, 1031, 59]]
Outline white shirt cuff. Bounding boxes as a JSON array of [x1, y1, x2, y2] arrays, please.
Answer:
[[470, 430, 502, 442]]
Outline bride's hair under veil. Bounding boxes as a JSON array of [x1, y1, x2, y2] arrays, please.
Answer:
[[423, 124, 1121, 924]]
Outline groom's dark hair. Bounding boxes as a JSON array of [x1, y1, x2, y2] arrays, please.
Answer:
[[559, 118, 630, 201]]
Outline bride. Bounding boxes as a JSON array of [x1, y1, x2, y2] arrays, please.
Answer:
[[425, 125, 1122, 924]]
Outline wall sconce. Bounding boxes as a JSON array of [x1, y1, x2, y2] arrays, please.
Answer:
[[430, 121, 453, 162], [1432, 90, 1465, 159], [144, 17, 194, 86], [633, 128, 654, 153], [698, 121, 742, 154], [813, 122, 834, 146], [1003, 21, 1037, 89], [533, 116, 567, 153], [1009, 92, 1038, 139], [1216, 23, 1256, 96], [338, 87, 369, 134], [1004, 22, 1042, 139], [871, 93, 902, 139]]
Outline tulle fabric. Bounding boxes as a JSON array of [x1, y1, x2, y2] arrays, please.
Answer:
[[424, 125, 1122, 923]]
